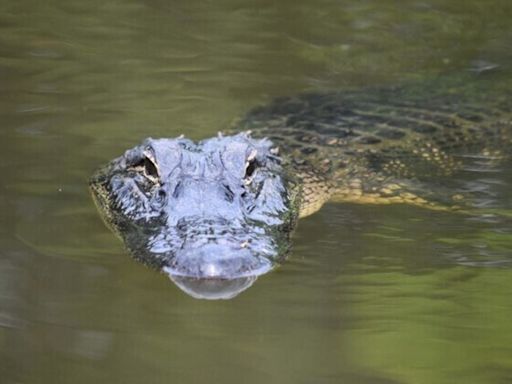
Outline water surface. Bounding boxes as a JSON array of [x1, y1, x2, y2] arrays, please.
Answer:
[[1, 1, 512, 383]]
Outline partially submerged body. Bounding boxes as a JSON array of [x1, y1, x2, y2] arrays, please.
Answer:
[[90, 74, 512, 299]]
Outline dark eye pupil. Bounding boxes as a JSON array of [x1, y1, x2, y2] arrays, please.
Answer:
[[144, 157, 159, 178], [245, 160, 257, 178]]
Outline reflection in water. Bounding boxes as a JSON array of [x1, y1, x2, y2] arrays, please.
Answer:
[[168, 274, 258, 300]]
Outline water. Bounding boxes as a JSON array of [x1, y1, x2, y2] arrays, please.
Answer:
[[1, 0, 512, 383]]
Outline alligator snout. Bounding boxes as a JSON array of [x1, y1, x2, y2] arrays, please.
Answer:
[[149, 218, 278, 280], [163, 243, 273, 279]]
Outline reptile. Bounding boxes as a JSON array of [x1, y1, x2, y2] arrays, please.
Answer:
[[90, 74, 512, 299]]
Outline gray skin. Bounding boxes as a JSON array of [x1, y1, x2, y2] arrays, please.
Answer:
[[90, 133, 301, 299]]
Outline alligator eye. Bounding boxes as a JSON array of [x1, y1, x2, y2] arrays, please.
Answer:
[[133, 156, 159, 181], [244, 149, 258, 181], [143, 157, 159, 178], [245, 158, 257, 179]]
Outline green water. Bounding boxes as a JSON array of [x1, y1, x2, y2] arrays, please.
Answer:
[[1, 1, 512, 383]]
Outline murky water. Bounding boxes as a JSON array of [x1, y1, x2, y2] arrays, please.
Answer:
[[1, 1, 512, 383]]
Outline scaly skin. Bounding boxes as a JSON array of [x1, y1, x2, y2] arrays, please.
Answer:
[[91, 74, 512, 298], [238, 75, 512, 211]]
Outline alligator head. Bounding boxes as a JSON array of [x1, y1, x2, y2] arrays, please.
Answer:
[[90, 133, 301, 299]]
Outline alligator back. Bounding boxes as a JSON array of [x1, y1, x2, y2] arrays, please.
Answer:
[[235, 74, 512, 213]]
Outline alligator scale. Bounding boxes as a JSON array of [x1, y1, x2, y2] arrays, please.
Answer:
[[90, 75, 512, 299]]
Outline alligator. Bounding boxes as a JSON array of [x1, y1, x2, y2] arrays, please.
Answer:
[[90, 74, 512, 299]]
